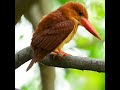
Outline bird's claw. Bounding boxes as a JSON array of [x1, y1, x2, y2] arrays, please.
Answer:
[[53, 50, 71, 60]]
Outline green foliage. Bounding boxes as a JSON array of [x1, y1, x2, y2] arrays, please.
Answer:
[[57, 0, 86, 4], [65, 69, 105, 90], [19, 35, 24, 40]]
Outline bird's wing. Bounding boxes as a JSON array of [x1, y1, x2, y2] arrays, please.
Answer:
[[31, 20, 74, 51]]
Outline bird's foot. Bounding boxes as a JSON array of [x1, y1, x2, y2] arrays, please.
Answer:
[[53, 50, 71, 60]]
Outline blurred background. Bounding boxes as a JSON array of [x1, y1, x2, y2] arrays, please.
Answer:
[[15, 0, 105, 90]]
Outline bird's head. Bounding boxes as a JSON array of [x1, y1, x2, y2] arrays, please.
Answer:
[[59, 2, 101, 40]]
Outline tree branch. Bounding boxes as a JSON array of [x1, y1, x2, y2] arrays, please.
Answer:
[[15, 46, 105, 72]]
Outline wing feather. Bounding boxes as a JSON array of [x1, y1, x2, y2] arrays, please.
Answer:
[[27, 10, 75, 71], [31, 20, 74, 52]]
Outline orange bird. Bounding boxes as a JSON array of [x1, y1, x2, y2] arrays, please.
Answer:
[[26, 2, 101, 71]]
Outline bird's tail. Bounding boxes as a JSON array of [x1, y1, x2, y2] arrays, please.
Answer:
[[26, 56, 37, 72], [26, 53, 46, 71]]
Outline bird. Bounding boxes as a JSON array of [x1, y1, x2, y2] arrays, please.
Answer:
[[26, 1, 101, 71]]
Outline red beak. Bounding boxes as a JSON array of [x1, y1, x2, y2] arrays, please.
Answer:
[[80, 17, 101, 40]]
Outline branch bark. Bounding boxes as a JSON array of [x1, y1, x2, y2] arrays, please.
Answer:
[[15, 46, 105, 72]]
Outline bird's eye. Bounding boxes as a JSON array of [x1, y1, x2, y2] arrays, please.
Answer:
[[78, 11, 83, 16]]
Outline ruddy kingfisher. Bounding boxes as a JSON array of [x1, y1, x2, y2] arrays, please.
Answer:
[[26, 2, 101, 71]]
